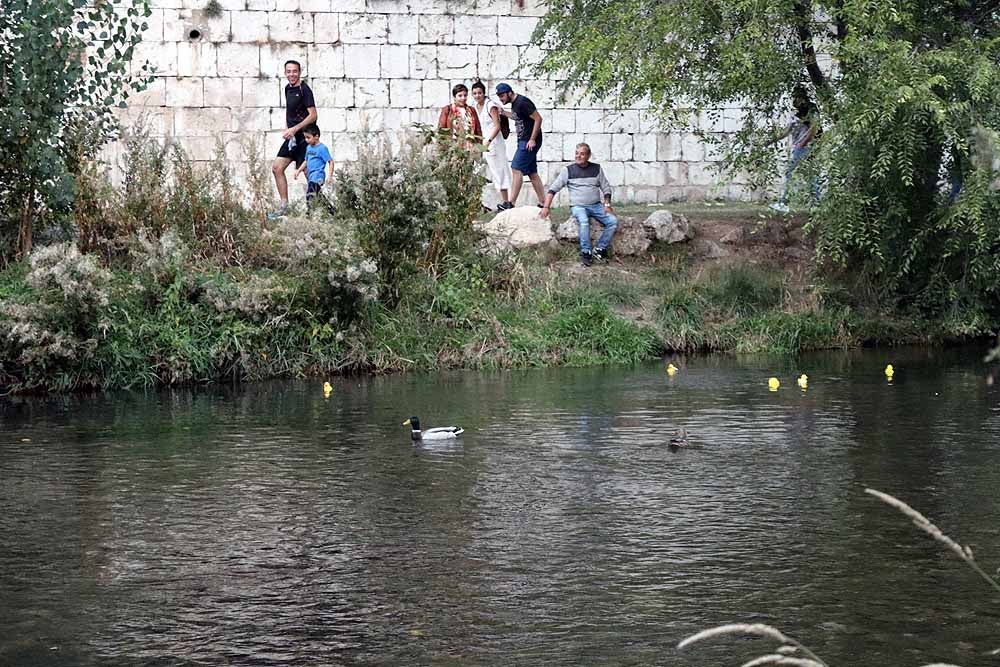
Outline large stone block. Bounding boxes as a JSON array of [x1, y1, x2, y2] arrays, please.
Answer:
[[165, 77, 205, 107], [523, 80, 554, 108], [688, 161, 718, 186], [549, 108, 575, 133], [311, 79, 355, 107], [230, 11, 269, 42], [603, 161, 625, 186], [232, 107, 275, 131], [308, 43, 345, 78], [129, 78, 167, 107], [242, 76, 280, 107], [379, 44, 409, 78], [464, 0, 513, 16], [269, 11, 313, 42], [355, 79, 389, 108], [143, 8, 164, 41], [421, 79, 450, 109], [437, 45, 476, 78], [174, 107, 235, 135], [389, 79, 423, 108], [605, 110, 639, 134], [611, 133, 633, 161], [664, 161, 689, 186], [477, 45, 518, 80], [118, 107, 175, 136], [204, 77, 243, 107], [134, 41, 178, 77], [656, 133, 682, 161], [300, 0, 329, 10], [680, 133, 702, 161], [387, 14, 419, 44], [343, 44, 380, 79], [246, 0, 276, 10], [453, 15, 497, 43], [331, 133, 359, 161], [633, 134, 656, 161], [341, 13, 388, 43], [408, 0, 450, 13], [582, 133, 612, 162], [497, 15, 537, 44], [260, 43, 308, 77], [624, 162, 665, 187], [177, 42, 218, 77], [575, 109, 604, 134], [217, 43, 260, 76], [418, 15, 454, 44], [516, 44, 545, 77], [314, 107, 347, 132], [312, 13, 340, 43], [537, 134, 561, 162], [410, 45, 438, 78], [366, 0, 409, 12], [512, 0, 547, 16]]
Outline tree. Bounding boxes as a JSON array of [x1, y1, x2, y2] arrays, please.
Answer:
[[0, 0, 151, 261], [535, 1, 1000, 315]]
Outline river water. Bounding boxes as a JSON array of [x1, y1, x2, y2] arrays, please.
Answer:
[[2, 347, 999, 666]]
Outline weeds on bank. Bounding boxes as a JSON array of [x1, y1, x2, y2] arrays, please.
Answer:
[[677, 489, 998, 666]]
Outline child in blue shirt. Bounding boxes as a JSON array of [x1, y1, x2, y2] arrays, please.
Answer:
[[294, 124, 334, 213]]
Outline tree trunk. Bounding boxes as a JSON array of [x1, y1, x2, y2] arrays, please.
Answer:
[[17, 195, 32, 259]]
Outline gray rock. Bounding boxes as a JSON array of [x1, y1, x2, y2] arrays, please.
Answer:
[[695, 239, 731, 259], [784, 245, 812, 261], [644, 210, 694, 243], [720, 226, 746, 245], [558, 214, 650, 255], [475, 206, 555, 252], [555, 218, 578, 241]]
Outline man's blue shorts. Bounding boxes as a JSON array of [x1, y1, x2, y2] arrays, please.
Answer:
[[511, 140, 540, 175]]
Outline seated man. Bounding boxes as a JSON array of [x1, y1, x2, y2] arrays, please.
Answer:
[[539, 142, 617, 266]]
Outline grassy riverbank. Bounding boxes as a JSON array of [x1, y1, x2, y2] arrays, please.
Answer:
[[1, 130, 994, 393]]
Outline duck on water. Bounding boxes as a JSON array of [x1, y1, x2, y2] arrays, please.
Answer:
[[403, 417, 465, 441]]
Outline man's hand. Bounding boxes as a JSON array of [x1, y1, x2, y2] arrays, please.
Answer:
[[539, 206, 549, 219], [294, 171, 301, 180], [527, 139, 537, 152], [604, 202, 614, 212], [282, 128, 295, 141]]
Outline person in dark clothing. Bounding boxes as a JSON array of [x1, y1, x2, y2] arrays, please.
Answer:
[[495, 83, 545, 207], [269, 59, 318, 220]]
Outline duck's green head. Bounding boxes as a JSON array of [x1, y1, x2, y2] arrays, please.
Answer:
[[403, 417, 421, 430]]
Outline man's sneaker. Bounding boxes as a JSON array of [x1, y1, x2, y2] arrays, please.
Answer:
[[496, 201, 514, 212], [267, 204, 289, 221], [580, 251, 593, 267], [594, 247, 610, 262], [768, 202, 790, 214]]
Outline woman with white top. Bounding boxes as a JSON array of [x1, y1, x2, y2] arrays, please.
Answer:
[[471, 80, 513, 211]]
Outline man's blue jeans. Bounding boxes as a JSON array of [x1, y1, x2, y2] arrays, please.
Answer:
[[571, 203, 618, 254], [779, 145, 821, 204]]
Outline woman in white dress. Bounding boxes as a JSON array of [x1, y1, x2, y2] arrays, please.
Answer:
[[471, 80, 513, 211]]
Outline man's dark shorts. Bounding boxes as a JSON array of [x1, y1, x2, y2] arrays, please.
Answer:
[[511, 140, 539, 175], [276, 131, 307, 167]]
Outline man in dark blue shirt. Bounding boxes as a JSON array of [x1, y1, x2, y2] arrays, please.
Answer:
[[270, 59, 317, 219], [495, 83, 545, 208]]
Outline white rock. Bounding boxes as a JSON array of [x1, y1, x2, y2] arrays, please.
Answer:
[[644, 210, 694, 243], [476, 207, 555, 250]]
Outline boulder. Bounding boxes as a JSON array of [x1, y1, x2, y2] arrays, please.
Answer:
[[476, 206, 555, 251], [720, 226, 746, 245], [643, 210, 694, 243], [557, 214, 650, 256], [694, 239, 731, 259]]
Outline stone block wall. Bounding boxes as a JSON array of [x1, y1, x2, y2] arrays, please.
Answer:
[[114, 0, 752, 205]]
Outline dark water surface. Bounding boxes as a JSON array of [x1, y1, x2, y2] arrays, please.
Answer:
[[3, 347, 1000, 666]]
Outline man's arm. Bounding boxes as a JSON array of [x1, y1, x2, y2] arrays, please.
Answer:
[[527, 111, 542, 151], [797, 118, 819, 148], [285, 107, 318, 139], [327, 158, 335, 182], [539, 166, 568, 219], [598, 168, 614, 210], [293, 161, 306, 180]]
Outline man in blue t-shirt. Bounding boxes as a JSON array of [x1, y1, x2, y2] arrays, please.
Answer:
[[270, 59, 318, 220], [495, 83, 545, 208], [294, 124, 334, 213]]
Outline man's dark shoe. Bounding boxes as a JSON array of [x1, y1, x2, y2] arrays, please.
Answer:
[[580, 251, 593, 267], [594, 247, 610, 262], [496, 201, 514, 211]]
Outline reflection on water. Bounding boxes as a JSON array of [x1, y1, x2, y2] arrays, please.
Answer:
[[2, 347, 1000, 665]]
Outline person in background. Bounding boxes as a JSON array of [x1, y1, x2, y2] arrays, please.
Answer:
[[470, 80, 513, 211], [270, 60, 318, 220], [494, 83, 545, 208], [539, 142, 617, 267], [437, 83, 482, 149], [769, 85, 821, 213], [293, 124, 334, 214]]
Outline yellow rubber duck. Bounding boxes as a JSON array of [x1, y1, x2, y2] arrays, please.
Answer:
[[768, 377, 780, 391], [323, 381, 333, 396], [885, 364, 894, 380], [797, 374, 808, 389], [666, 363, 678, 376]]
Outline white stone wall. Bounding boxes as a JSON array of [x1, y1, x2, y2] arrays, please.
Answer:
[[115, 0, 750, 205]]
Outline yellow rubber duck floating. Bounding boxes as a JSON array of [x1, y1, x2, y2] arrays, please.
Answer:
[[323, 381, 333, 397], [768, 377, 780, 391], [666, 363, 678, 376], [885, 364, 894, 380], [797, 374, 808, 390]]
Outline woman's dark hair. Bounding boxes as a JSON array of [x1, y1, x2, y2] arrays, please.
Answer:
[[471, 80, 486, 94], [452, 83, 469, 97]]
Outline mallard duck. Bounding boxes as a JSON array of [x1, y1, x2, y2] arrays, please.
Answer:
[[403, 417, 464, 441], [668, 427, 689, 450]]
